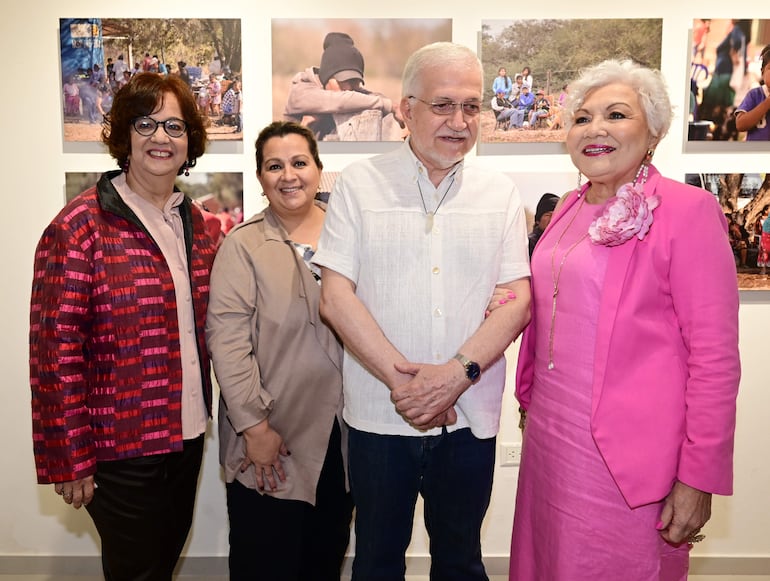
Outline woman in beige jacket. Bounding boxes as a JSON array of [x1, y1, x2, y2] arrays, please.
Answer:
[[206, 121, 352, 581]]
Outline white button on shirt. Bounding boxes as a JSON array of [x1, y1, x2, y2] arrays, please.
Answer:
[[314, 140, 530, 438]]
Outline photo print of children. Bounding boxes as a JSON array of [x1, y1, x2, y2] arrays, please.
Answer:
[[688, 19, 770, 142], [480, 18, 662, 144]]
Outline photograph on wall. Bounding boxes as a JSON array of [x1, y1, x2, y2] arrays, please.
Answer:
[[65, 172, 244, 246], [686, 173, 770, 290], [272, 18, 452, 144], [506, 172, 577, 256], [480, 19, 662, 145], [60, 18, 242, 144], [688, 19, 770, 142]]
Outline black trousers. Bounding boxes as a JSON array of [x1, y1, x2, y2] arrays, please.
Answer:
[[227, 419, 353, 581], [86, 436, 204, 581]]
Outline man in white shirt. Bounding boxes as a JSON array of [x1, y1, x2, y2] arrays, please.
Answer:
[[314, 42, 530, 580], [112, 54, 128, 83]]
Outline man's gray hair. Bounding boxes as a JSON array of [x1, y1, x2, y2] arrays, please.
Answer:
[[402, 42, 482, 98]]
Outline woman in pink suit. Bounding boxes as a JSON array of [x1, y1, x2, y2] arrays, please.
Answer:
[[507, 60, 740, 580]]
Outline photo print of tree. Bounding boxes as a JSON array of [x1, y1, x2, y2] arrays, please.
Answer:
[[686, 172, 770, 289], [480, 18, 662, 145], [60, 18, 242, 143]]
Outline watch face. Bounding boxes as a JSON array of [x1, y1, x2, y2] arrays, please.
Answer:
[[466, 361, 481, 381]]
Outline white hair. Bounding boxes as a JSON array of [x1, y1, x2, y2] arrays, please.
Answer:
[[565, 59, 673, 140], [401, 42, 482, 97]]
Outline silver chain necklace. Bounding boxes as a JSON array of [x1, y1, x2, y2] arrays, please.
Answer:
[[416, 173, 456, 234]]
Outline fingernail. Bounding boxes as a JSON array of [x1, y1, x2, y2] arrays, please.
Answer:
[[484, 310, 490, 318], [508, 292, 516, 299], [655, 520, 664, 530], [498, 299, 507, 305]]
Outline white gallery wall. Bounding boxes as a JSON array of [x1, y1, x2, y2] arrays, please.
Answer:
[[1, 0, 769, 574]]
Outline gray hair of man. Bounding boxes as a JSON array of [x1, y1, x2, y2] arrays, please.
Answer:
[[564, 59, 673, 141], [401, 42, 483, 98]]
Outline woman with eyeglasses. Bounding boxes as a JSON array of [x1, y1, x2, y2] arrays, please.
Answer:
[[29, 72, 217, 580]]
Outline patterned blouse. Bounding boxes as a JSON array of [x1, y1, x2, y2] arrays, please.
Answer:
[[292, 242, 321, 284]]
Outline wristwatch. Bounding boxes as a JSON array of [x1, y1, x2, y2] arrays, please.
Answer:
[[453, 353, 481, 383]]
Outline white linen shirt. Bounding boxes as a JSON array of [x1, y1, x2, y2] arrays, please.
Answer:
[[313, 140, 530, 438]]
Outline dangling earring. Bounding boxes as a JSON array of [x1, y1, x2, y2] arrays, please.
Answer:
[[577, 171, 583, 189], [122, 158, 130, 173], [182, 162, 190, 177], [634, 150, 653, 186]]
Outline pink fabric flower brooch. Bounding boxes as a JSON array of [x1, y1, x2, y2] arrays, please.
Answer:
[[588, 181, 660, 247]]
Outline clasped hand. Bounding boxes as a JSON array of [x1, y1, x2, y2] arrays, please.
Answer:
[[241, 421, 290, 492], [390, 361, 466, 430]]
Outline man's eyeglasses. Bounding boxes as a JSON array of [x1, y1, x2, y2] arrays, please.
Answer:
[[408, 96, 481, 117], [132, 116, 188, 138]]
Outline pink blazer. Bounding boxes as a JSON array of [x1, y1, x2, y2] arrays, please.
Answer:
[[516, 166, 740, 508]]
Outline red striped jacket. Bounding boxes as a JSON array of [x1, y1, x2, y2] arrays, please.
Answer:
[[30, 171, 217, 483]]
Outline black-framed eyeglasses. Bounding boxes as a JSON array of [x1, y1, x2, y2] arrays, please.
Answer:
[[408, 96, 482, 117], [132, 116, 188, 138]]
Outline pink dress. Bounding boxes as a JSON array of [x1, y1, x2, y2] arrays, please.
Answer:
[[509, 196, 689, 581]]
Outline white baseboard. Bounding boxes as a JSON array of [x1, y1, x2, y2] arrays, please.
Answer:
[[1, 555, 768, 576]]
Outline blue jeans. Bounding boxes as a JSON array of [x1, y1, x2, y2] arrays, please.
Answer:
[[348, 426, 495, 581]]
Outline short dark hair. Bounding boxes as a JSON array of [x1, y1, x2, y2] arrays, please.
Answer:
[[102, 72, 208, 175], [255, 121, 323, 174], [761, 44, 770, 72]]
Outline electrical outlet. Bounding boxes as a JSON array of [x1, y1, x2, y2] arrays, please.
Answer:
[[500, 443, 522, 467]]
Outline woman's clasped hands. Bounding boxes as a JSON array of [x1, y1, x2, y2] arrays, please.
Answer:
[[241, 420, 290, 492]]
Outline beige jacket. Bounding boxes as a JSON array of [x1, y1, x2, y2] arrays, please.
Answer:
[[206, 206, 345, 505]]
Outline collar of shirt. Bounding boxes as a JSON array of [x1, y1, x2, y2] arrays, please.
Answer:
[[402, 136, 463, 191], [111, 171, 185, 218]]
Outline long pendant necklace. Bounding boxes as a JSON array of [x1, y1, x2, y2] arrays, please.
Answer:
[[548, 194, 589, 370], [416, 173, 456, 234]]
